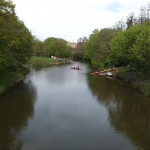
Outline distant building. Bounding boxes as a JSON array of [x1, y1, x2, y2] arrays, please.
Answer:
[[67, 42, 77, 48]]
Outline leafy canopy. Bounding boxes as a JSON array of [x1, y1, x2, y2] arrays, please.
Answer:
[[0, 0, 32, 72]]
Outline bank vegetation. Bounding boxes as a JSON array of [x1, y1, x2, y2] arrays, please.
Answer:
[[73, 3, 150, 96], [0, 0, 150, 96]]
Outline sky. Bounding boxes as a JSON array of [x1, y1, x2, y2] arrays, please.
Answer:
[[12, 0, 150, 42]]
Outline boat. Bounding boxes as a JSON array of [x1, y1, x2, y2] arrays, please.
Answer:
[[91, 71, 113, 77], [90, 71, 101, 75], [91, 71, 106, 76], [106, 72, 113, 77], [91, 68, 115, 77], [71, 67, 82, 70]]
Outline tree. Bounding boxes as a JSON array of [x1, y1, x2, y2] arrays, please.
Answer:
[[84, 28, 118, 68], [32, 36, 44, 56], [43, 37, 71, 58], [0, 0, 32, 72], [113, 19, 126, 31], [72, 36, 88, 60], [126, 13, 134, 29], [129, 22, 150, 70], [110, 21, 150, 71], [76, 36, 88, 52]]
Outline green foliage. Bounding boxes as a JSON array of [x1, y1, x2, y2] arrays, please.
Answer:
[[72, 51, 83, 60], [0, 67, 29, 94], [110, 21, 150, 72], [43, 37, 71, 58], [0, 54, 16, 72], [84, 28, 118, 68], [0, 0, 32, 72], [32, 37, 44, 56], [114, 67, 142, 82], [129, 22, 150, 70], [29, 56, 56, 64]]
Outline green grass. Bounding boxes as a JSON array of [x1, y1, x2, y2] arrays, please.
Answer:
[[29, 56, 56, 64]]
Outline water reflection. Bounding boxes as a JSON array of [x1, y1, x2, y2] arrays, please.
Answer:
[[87, 74, 150, 149], [30, 62, 89, 86], [19, 63, 134, 150], [0, 78, 37, 150], [1, 62, 150, 150]]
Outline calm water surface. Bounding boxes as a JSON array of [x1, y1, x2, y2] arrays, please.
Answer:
[[0, 62, 150, 150]]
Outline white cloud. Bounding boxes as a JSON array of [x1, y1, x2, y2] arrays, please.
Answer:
[[12, 0, 150, 42]]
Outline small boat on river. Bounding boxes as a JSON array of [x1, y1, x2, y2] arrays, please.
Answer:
[[91, 68, 115, 77], [91, 72, 109, 76], [71, 66, 82, 70], [106, 72, 113, 77], [91, 71, 113, 77]]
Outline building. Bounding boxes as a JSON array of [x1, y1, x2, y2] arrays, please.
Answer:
[[67, 42, 77, 48]]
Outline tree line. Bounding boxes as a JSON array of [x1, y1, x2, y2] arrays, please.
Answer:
[[0, 0, 32, 73], [32, 36, 73, 58], [75, 3, 150, 75], [1, 0, 150, 76], [0, 0, 73, 74]]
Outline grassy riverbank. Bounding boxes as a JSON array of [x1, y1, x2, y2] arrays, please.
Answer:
[[114, 67, 150, 96], [29, 56, 71, 65], [0, 67, 29, 95], [29, 56, 57, 64], [0, 56, 56, 95]]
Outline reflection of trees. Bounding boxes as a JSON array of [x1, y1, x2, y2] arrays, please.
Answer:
[[30, 63, 72, 85], [30, 63, 53, 72], [87, 75, 150, 149], [0, 80, 37, 150], [30, 62, 88, 86]]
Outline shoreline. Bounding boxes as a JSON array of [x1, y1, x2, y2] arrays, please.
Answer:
[[0, 67, 29, 96], [113, 68, 150, 97], [0, 57, 71, 96]]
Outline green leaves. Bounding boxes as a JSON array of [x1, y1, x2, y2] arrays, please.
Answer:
[[43, 37, 71, 58], [0, 0, 32, 72], [84, 28, 118, 68], [110, 22, 150, 71]]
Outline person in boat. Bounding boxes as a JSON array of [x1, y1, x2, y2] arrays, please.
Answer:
[[76, 66, 79, 69]]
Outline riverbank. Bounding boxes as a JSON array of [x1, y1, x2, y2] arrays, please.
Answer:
[[0, 57, 71, 95], [113, 67, 150, 96], [29, 56, 56, 64], [29, 56, 71, 64], [0, 67, 29, 95]]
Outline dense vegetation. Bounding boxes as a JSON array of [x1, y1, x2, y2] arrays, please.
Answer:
[[74, 3, 150, 96], [110, 21, 150, 71], [0, 0, 33, 94], [0, 0, 150, 96], [32, 37, 73, 58], [0, 0, 72, 94], [83, 28, 118, 68], [74, 3, 150, 71], [79, 5, 150, 71], [0, 0, 32, 73]]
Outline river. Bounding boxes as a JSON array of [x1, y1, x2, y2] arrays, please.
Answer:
[[0, 61, 150, 150]]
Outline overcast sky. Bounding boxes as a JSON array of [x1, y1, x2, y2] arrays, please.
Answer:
[[12, 0, 150, 42]]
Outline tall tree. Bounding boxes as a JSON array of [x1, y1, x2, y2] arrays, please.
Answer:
[[84, 28, 118, 68], [126, 13, 134, 29], [110, 21, 150, 71], [43, 37, 71, 58], [32, 36, 44, 56], [0, 0, 32, 72]]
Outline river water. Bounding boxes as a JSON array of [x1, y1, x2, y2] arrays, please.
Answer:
[[0, 61, 150, 150]]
